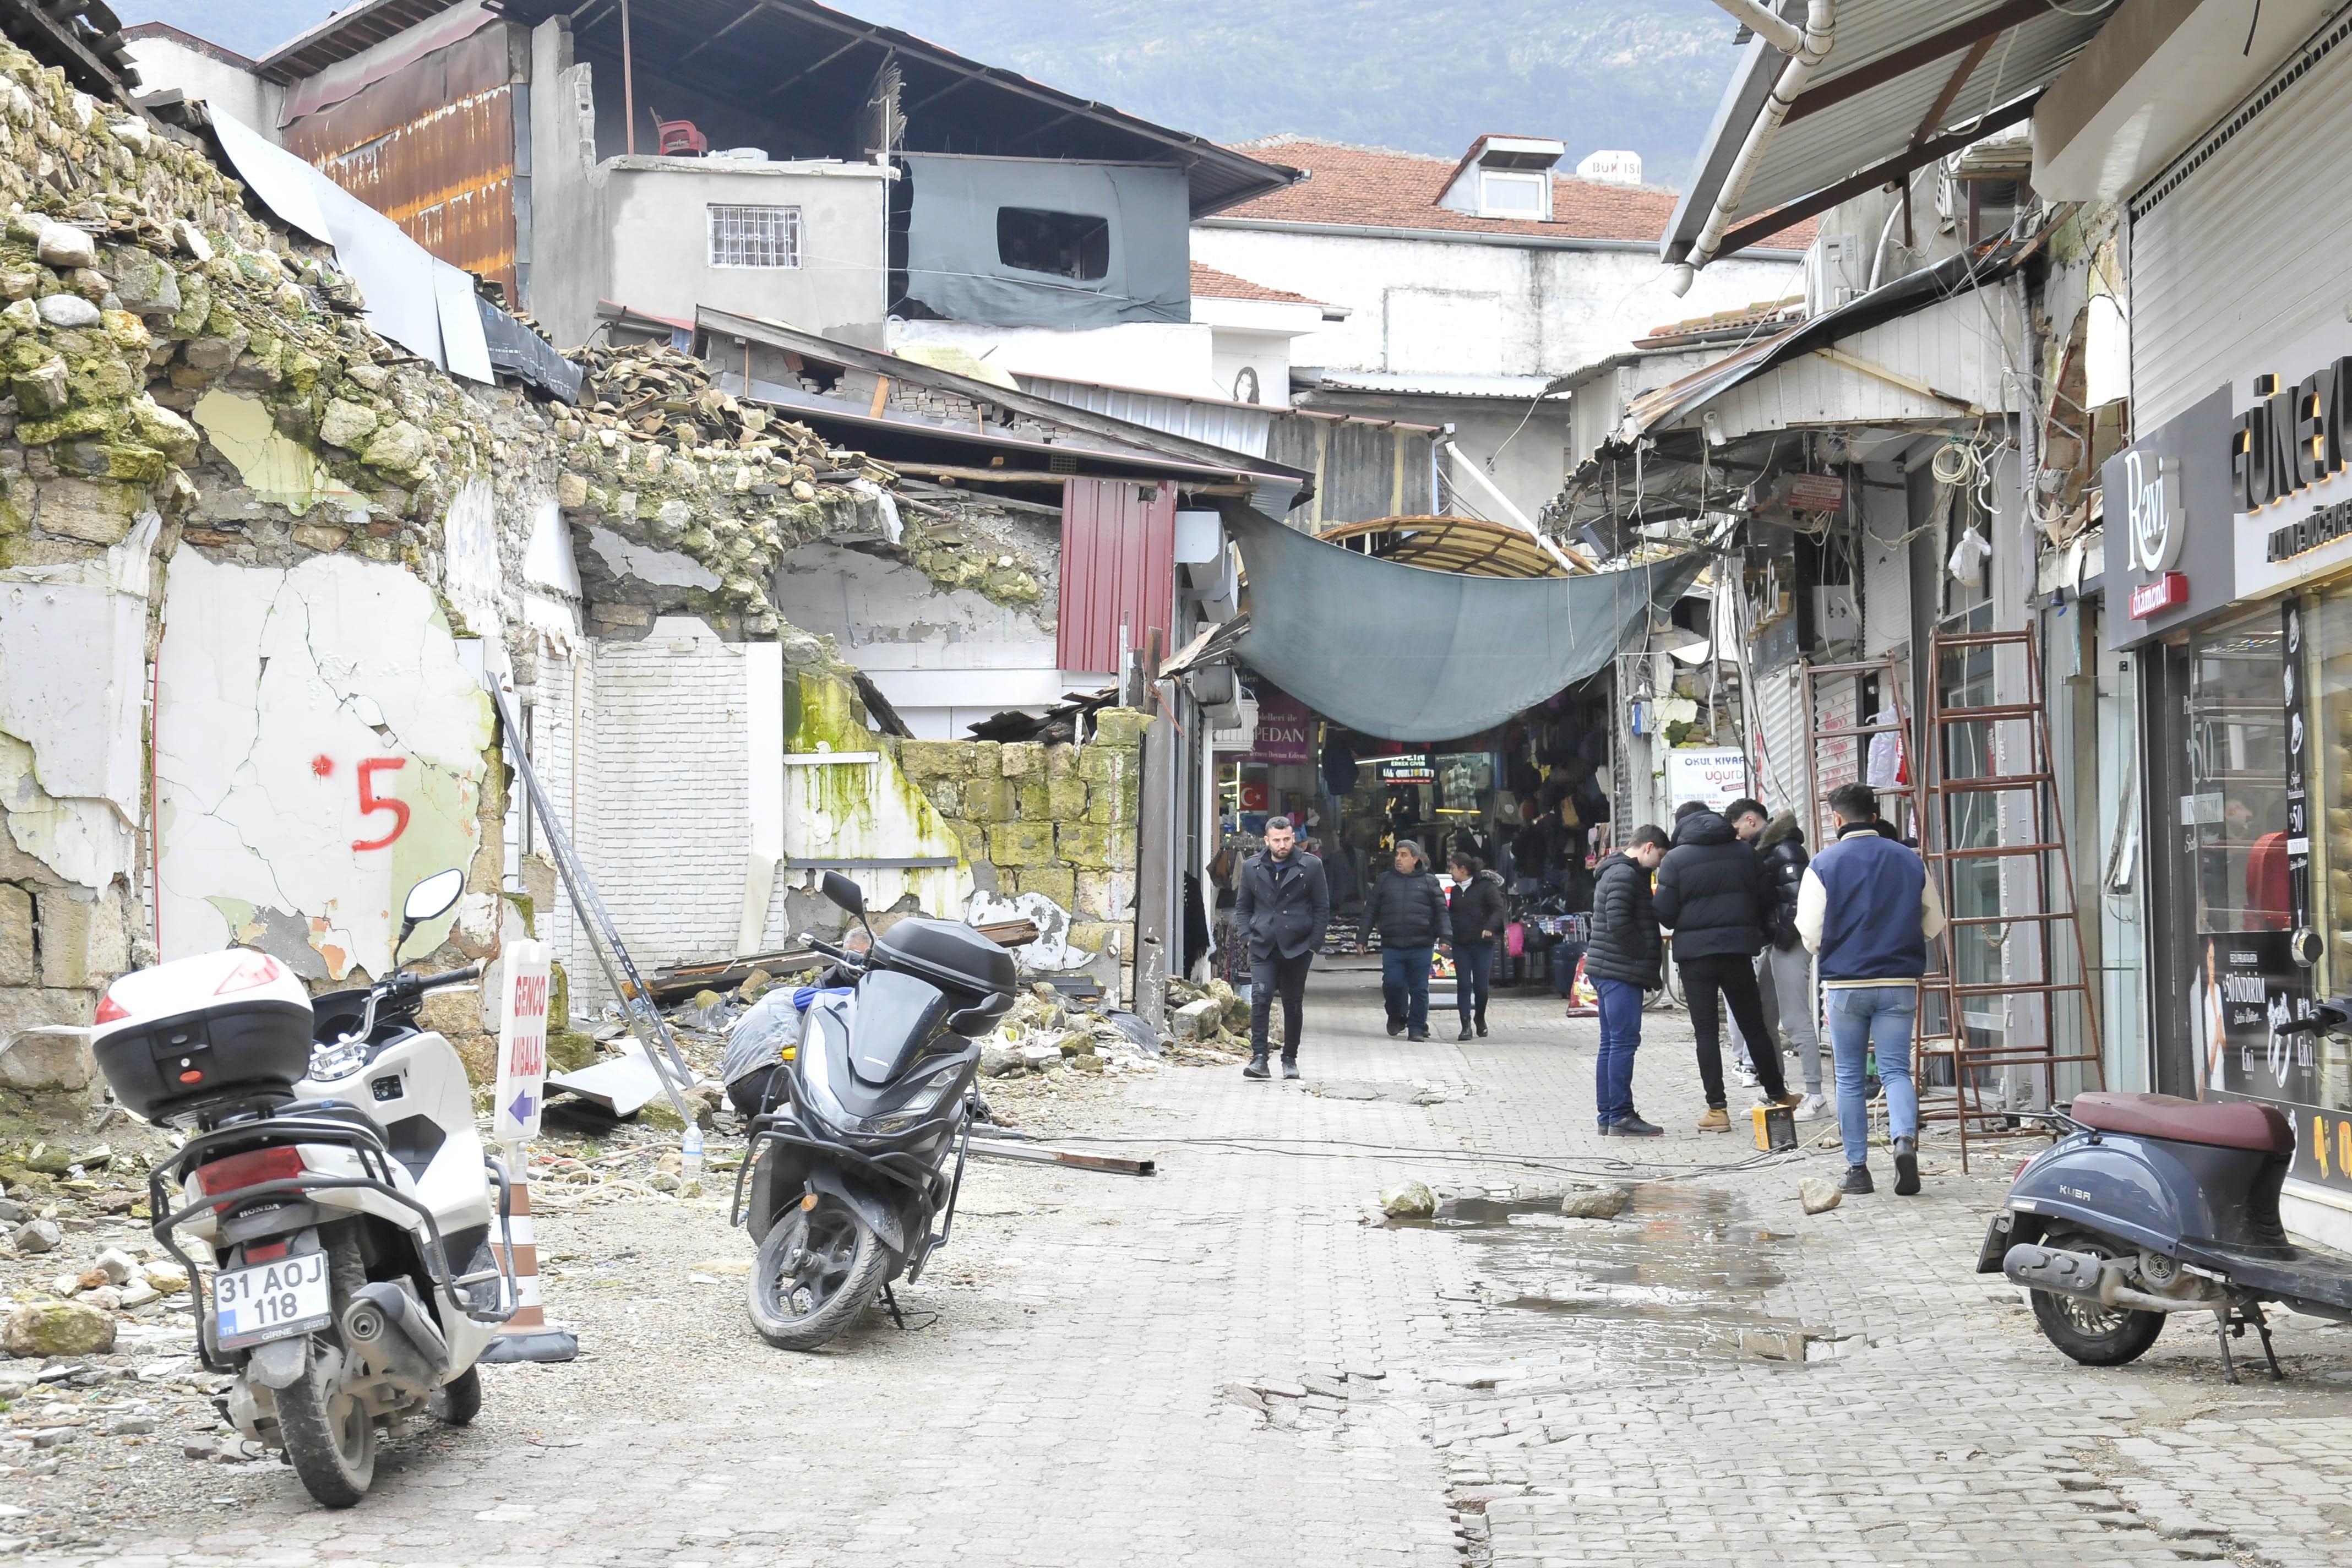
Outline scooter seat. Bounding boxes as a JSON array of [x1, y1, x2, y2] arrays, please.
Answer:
[[2072, 1091, 2294, 1153]]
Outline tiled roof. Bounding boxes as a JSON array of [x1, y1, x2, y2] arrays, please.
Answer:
[[1640, 296, 1806, 348], [1218, 137, 1817, 251], [1189, 261, 1322, 305]]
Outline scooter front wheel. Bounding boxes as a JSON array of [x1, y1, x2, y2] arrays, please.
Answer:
[[275, 1341, 378, 1507], [2028, 1228, 2166, 1367], [748, 1200, 891, 1351]]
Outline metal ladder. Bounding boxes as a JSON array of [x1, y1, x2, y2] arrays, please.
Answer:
[[1914, 629, 2104, 1170]]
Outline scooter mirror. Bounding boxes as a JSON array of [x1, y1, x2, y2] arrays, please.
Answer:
[[820, 872, 866, 917], [403, 868, 467, 924]]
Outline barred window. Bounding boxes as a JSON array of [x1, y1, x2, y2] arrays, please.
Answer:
[[707, 204, 802, 269]]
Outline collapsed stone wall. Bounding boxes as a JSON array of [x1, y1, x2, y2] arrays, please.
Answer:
[[898, 711, 1150, 995], [0, 39, 899, 1085]]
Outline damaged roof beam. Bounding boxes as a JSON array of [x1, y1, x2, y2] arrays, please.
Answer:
[[671, 0, 770, 72], [1714, 93, 2039, 258]]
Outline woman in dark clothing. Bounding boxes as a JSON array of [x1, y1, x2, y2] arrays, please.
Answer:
[[1364, 839, 1450, 1039], [1653, 804, 1799, 1129], [1445, 853, 1508, 1039]]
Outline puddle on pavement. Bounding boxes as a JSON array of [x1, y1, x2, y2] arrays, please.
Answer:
[[1422, 1185, 1834, 1377]]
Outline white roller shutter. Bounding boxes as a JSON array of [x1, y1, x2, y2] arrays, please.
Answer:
[[2131, 12, 2352, 428], [1752, 662, 1807, 815]]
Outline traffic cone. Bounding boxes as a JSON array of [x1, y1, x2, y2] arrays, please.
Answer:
[[477, 1143, 578, 1363]]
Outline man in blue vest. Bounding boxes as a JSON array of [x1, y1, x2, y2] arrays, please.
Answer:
[[1796, 782, 1946, 1196]]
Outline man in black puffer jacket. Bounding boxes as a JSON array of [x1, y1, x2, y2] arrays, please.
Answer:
[[1364, 840, 1450, 1039], [1726, 804, 1826, 1120], [1585, 825, 1669, 1136], [1653, 802, 1798, 1129]]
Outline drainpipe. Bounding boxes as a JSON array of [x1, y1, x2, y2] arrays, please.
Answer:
[[1668, 0, 1836, 297], [620, 0, 636, 156]]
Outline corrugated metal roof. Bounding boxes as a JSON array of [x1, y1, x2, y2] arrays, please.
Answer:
[[1059, 478, 1177, 676], [1664, 0, 2111, 265], [1017, 376, 1275, 458], [1305, 372, 1563, 400]]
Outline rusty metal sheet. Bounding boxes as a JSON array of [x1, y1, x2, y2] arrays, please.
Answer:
[[281, 24, 518, 302], [1058, 478, 1177, 677]]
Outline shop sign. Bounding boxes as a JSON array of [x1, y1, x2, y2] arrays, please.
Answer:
[[2108, 387, 2235, 650], [1380, 756, 1435, 783], [2127, 571, 2187, 619], [1250, 689, 1313, 764], [1664, 747, 1749, 810]]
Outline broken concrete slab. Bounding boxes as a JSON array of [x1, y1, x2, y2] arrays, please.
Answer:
[[545, 1051, 672, 1118]]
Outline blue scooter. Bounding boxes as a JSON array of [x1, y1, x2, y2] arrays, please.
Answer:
[[1978, 1006, 2352, 1382]]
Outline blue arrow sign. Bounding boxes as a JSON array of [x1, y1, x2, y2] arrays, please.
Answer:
[[508, 1088, 536, 1126]]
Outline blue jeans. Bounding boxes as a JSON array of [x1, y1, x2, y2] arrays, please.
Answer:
[[1593, 978, 1643, 1126], [1826, 984, 1918, 1167], [1454, 939, 1495, 1023], [1381, 945, 1434, 1033]]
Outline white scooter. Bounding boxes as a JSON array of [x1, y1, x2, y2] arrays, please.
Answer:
[[91, 869, 515, 1506]]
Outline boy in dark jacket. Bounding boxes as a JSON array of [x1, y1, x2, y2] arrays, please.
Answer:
[[1654, 802, 1799, 1129], [1231, 815, 1330, 1080], [1364, 840, 1449, 1039], [1585, 826, 1669, 1136], [1445, 853, 1508, 1039]]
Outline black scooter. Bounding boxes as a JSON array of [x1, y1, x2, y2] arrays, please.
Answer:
[[1980, 1004, 2352, 1381], [731, 873, 1014, 1350]]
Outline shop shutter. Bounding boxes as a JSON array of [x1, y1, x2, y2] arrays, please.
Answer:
[[1058, 477, 1177, 676], [2130, 17, 2352, 429], [1752, 662, 1807, 814]]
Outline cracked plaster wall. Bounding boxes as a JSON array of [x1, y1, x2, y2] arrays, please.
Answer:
[[0, 32, 923, 1069]]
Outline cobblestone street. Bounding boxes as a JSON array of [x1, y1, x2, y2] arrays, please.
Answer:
[[22, 966, 2352, 1566]]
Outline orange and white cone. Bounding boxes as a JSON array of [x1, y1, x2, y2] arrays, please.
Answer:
[[478, 1143, 578, 1363]]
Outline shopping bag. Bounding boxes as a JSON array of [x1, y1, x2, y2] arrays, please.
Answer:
[[1504, 921, 1525, 957]]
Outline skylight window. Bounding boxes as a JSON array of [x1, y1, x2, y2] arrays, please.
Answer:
[[1478, 171, 1548, 219]]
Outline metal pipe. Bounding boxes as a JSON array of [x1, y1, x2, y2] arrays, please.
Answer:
[[1670, 0, 1837, 296], [1708, 0, 1805, 53], [620, 0, 635, 156]]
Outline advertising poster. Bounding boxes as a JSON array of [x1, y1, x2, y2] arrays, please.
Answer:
[[1251, 688, 1313, 764], [1664, 747, 1750, 810]]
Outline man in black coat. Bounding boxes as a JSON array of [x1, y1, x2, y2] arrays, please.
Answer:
[[1231, 815, 1330, 1080], [1653, 802, 1799, 1129], [1364, 839, 1450, 1040], [1585, 825, 1669, 1136]]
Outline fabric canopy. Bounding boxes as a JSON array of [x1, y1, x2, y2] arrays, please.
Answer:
[[1228, 509, 1704, 741]]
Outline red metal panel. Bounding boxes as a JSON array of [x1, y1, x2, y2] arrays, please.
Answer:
[[1058, 478, 1176, 676]]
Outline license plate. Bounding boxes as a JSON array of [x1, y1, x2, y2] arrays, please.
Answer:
[[214, 1252, 333, 1349]]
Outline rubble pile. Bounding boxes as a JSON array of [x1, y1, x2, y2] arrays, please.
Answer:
[[975, 983, 1168, 1090], [570, 339, 885, 482], [1164, 977, 1256, 1062]]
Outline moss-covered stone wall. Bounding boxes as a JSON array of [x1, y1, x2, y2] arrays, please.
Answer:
[[897, 710, 1150, 981]]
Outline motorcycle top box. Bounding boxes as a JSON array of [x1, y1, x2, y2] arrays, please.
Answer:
[[91, 949, 314, 1123], [872, 917, 1016, 999]]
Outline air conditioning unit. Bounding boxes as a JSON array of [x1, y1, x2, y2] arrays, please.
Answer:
[[1805, 233, 1861, 314], [1211, 697, 1260, 753]]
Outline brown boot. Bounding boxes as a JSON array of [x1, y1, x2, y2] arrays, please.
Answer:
[[1696, 1107, 1731, 1133]]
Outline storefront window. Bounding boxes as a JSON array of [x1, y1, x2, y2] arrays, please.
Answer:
[[2298, 591, 2352, 1123], [2187, 614, 2289, 937]]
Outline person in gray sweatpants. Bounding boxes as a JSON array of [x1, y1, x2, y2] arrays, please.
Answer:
[[1727, 801, 1826, 1120]]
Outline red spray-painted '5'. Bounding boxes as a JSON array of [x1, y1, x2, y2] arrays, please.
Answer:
[[352, 758, 411, 852]]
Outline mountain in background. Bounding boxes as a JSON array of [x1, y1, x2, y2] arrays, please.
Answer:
[[115, 0, 1742, 187]]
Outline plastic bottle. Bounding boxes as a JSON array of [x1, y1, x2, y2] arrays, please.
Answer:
[[681, 1123, 705, 1183]]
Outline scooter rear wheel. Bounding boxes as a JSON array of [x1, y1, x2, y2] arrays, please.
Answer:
[[748, 1200, 891, 1351], [429, 1364, 482, 1426], [275, 1342, 377, 1507], [2029, 1228, 2166, 1367]]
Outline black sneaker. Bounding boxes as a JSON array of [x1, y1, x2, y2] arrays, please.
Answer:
[[1282, 1060, 1300, 1080], [1386, 1019, 1405, 1037], [1407, 1029, 1430, 1042], [1458, 1022, 1474, 1041], [1601, 1115, 1664, 1138], [1892, 1136, 1920, 1196], [1242, 1057, 1270, 1080], [1841, 1163, 1874, 1195]]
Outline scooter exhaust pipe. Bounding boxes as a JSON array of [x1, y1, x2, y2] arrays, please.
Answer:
[[342, 1280, 452, 1389], [2003, 1244, 2223, 1314]]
